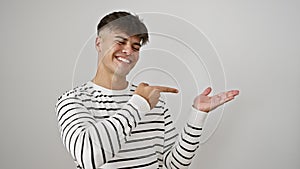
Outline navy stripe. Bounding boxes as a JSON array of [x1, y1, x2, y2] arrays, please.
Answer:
[[107, 119, 121, 149], [88, 134, 96, 169], [64, 122, 84, 146], [164, 150, 172, 167], [172, 151, 190, 166], [69, 126, 84, 153], [139, 121, 164, 125], [175, 147, 194, 160], [178, 142, 196, 153], [110, 94, 132, 97], [82, 99, 115, 104], [187, 123, 202, 130], [164, 120, 172, 126], [165, 127, 175, 134], [101, 123, 115, 157], [56, 97, 80, 111], [62, 117, 95, 144], [88, 122, 107, 163], [165, 134, 178, 142], [131, 128, 164, 134], [86, 107, 121, 111], [60, 111, 90, 127], [116, 113, 132, 133], [73, 128, 83, 161], [184, 127, 201, 137], [112, 117, 127, 137], [80, 132, 86, 169], [181, 134, 199, 145], [58, 106, 85, 122], [122, 108, 137, 127], [146, 112, 164, 116], [128, 103, 140, 120]]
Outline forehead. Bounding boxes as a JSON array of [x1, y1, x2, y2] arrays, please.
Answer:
[[105, 29, 142, 43]]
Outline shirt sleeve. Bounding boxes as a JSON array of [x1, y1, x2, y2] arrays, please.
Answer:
[[55, 93, 150, 169], [163, 106, 208, 169]]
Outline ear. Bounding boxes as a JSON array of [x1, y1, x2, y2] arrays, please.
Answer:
[[95, 36, 101, 53]]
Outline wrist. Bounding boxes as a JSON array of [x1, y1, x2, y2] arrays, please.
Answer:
[[189, 106, 208, 126], [192, 104, 209, 113], [130, 94, 150, 114]]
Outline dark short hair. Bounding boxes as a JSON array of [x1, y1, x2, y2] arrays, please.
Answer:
[[97, 11, 149, 45]]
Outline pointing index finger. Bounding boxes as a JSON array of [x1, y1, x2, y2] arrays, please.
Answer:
[[152, 86, 179, 93]]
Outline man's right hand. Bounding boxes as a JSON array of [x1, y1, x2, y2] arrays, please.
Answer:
[[134, 82, 179, 109]]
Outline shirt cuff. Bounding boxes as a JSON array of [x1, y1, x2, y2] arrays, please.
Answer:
[[129, 94, 151, 115], [187, 106, 208, 127]]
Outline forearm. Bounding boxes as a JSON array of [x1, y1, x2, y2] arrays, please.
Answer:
[[164, 108, 207, 168]]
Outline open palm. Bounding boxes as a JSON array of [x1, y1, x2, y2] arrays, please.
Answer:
[[193, 87, 240, 113]]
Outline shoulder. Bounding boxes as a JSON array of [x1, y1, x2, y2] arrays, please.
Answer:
[[55, 82, 93, 108]]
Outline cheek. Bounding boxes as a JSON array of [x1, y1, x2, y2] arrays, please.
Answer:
[[103, 43, 120, 54], [133, 54, 140, 62], [111, 43, 123, 51]]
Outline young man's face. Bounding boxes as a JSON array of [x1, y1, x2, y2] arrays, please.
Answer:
[[96, 29, 142, 77]]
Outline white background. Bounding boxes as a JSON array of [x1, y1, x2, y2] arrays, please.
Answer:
[[1, 0, 299, 169]]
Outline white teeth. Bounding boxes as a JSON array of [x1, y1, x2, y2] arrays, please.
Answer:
[[117, 57, 130, 64]]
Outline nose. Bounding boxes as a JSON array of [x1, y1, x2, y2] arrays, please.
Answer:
[[122, 44, 133, 56]]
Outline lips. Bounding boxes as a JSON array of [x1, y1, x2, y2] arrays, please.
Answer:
[[115, 56, 131, 64]]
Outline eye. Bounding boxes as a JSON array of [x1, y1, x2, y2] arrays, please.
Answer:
[[116, 40, 125, 45], [132, 47, 140, 52], [132, 45, 140, 52]]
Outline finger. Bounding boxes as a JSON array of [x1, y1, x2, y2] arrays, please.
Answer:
[[201, 87, 212, 96], [227, 90, 240, 97], [224, 96, 235, 103], [211, 90, 239, 108], [152, 86, 179, 93], [223, 91, 239, 103], [139, 82, 149, 87]]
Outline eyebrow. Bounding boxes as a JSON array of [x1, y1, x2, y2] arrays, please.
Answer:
[[115, 36, 141, 47]]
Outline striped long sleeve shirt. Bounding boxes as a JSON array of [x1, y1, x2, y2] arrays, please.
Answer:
[[55, 81, 207, 169]]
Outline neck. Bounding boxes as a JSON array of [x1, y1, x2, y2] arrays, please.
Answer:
[[92, 66, 128, 90]]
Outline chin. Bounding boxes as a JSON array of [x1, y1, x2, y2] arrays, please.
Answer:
[[113, 69, 131, 77]]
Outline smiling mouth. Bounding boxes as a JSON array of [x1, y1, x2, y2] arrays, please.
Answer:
[[116, 56, 131, 64]]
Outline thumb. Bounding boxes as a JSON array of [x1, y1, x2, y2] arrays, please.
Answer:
[[138, 82, 149, 87], [201, 87, 212, 96]]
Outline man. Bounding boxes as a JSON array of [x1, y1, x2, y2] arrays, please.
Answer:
[[55, 11, 239, 169]]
